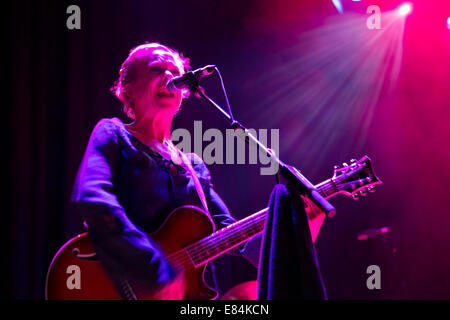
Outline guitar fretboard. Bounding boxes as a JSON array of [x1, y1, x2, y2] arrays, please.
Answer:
[[184, 178, 336, 267]]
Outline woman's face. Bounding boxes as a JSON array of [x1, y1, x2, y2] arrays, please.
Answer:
[[130, 48, 184, 119]]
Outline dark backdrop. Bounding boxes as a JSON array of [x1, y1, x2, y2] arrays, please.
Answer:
[[7, 0, 450, 299]]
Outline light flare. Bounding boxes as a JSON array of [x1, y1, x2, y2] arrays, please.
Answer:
[[398, 3, 413, 16]]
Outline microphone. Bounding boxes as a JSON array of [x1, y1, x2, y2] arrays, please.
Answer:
[[166, 65, 216, 92]]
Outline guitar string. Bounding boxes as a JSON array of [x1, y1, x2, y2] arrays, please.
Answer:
[[126, 219, 267, 293], [170, 181, 342, 263], [143, 180, 336, 270], [165, 206, 271, 264], [184, 178, 359, 265], [134, 173, 375, 294], [165, 180, 335, 266], [167, 182, 329, 266], [124, 180, 345, 293], [183, 161, 360, 263], [183, 180, 334, 260], [185, 216, 266, 264], [181, 222, 265, 267], [79, 177, 361, 296], [175, 209, 269, 264], [184, 212, 266, 256], [165, 213, 267, 267], [124, 220, 268, 295], [183, 180, 336, 262], [186, 178, 359, 264], [128, 186, 339, 294], [165, 212, 268, 268], [167, 169, 364, 266], [126, 220, 268, 294]]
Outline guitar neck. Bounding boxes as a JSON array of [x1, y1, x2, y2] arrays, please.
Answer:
[[185, 178, 337, 267]]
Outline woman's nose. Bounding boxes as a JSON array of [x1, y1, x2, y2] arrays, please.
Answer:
[[163, 69, 174, 80]]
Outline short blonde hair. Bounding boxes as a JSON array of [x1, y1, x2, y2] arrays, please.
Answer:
[[111, 42, 191, 117]]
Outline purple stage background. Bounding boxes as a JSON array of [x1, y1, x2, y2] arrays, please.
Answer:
[[7, 0, 450, 299]]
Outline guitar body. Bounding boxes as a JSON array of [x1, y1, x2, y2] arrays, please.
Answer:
[[45, 206, 218, 300], [46, 156, 382, 300]]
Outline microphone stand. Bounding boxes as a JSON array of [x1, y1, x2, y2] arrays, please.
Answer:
[[191, 84, 336, 218]]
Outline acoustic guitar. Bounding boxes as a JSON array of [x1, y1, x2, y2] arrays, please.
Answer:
[[45, 156, 381, 300]]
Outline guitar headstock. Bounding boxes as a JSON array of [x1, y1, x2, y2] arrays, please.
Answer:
[[332, 156, 382, 199]]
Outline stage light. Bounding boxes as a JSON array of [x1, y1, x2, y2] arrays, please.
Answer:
[[447, 16, 450, 30], [332, 0, 344, 15], [398, 2, 412, 16]]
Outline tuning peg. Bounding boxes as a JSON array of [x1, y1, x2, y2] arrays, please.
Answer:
[[342, 162, 349, 167], [352, 194, 359, 200], [350, 158, 357, 163], [359, 190, 367, 196], [334, 165, 340, 170], [368, 186, 376, 193]]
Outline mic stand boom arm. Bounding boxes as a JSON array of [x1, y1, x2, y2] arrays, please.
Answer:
[[192, 85, 336, 218]]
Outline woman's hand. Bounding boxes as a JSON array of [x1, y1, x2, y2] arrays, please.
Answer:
[[155, 270, 187, 300]]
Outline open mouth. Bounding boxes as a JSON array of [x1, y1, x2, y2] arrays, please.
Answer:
[[156, 89, 175, 98]]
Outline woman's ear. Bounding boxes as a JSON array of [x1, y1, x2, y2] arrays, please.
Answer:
[[123, 83, 135, 101], [122, 83, 136, 119], [124, 105, 136, 119]]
